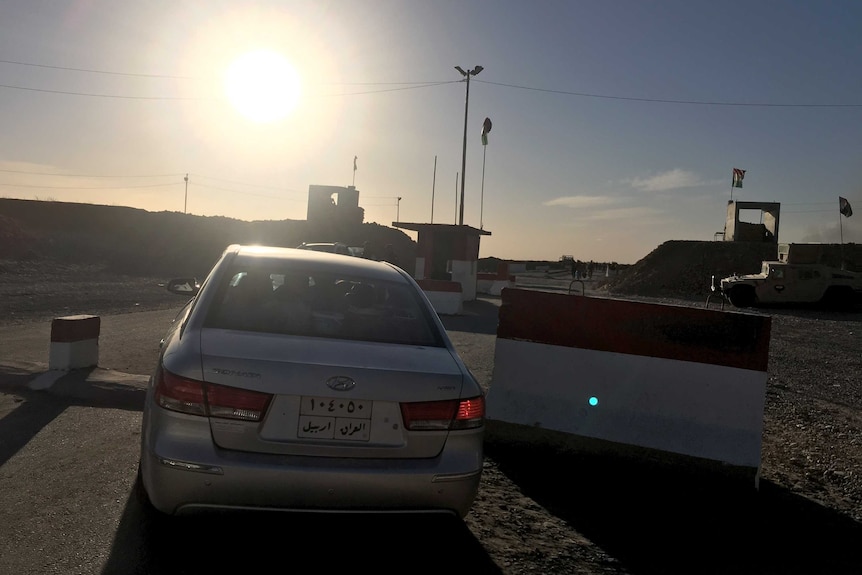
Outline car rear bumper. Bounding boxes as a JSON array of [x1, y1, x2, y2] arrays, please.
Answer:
[[141, 408, 483, 517]]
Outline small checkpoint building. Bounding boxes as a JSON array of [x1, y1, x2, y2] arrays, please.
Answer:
[[394, 223, 491, 314], [723, 201, 781, 243]]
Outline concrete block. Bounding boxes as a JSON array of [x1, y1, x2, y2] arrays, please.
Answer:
[[48, 315, 100, 370]]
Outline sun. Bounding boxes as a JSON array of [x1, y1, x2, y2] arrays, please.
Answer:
[[224, 50, 301, 123]]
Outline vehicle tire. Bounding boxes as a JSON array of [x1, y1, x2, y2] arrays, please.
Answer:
[[727, 286, 756, 308], [821, 286, 854, 310]]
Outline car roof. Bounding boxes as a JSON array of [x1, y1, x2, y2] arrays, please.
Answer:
[[226, 244, 405, 282]]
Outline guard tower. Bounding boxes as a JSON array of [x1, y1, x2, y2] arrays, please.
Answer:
[[307, 185, 364, 225], [393, 223, 491, 301], [724, 201, 780, 242]]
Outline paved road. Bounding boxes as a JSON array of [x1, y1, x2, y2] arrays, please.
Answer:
[[0, 378, 496, 574], [0, 307, 185, 377], [0, 300, 504, 575], [5, 297, 862, 574]]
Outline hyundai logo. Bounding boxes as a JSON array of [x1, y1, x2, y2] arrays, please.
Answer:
[[326, 376, 356, 392]]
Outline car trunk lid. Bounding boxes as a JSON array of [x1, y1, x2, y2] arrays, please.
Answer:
[[199, 329, 465, 458]]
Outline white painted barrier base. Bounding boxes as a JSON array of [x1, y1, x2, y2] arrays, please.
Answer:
[[424, 291, 463, 315], [477, 279, 515, 296], [488, 338, 766, 468], [49, 339, 99, 370], [418, 279, 463, 315]]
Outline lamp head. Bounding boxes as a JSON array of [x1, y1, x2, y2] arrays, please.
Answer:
[[454, 66, 467, 76], [472, 65, 484, 75]]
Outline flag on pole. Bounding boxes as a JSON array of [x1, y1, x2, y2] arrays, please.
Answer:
[[840, 196, 853, 218], [732, 168, 746, 188], [353, 156, 358, 171], [481, 117, 492, 146]]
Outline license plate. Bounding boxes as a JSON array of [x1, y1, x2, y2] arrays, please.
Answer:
[[300, 396, 372, 418], [298, 397, 372, 441]]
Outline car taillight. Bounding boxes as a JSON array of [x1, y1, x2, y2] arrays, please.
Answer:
[[155, 366, 272, 422], [400, 396, 485, 431], [205, 382, 272, 422], [452, 396, 485, 430], [155, 366, 207, 416]]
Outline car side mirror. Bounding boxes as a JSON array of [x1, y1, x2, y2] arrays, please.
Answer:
[[166, 277, 200, 296]]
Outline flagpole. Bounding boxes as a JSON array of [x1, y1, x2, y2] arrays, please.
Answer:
[[479, 117, 492, 230], [480, 144, 487, 229], [839, 208, 844, 244], [840, 197, 845, 269]]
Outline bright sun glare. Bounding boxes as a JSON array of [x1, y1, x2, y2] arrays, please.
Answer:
[[224, 50, 301, 123]]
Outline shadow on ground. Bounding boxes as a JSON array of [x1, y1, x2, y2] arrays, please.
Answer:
[[0, 369, 501, 574], [486, 439, 862, 575], [0, 366, 144, 467], [439, 297, 501, 336], [102, 492, 501, 574]]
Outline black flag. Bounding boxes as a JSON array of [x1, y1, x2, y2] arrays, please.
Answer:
[[840, 196, 853, 218]]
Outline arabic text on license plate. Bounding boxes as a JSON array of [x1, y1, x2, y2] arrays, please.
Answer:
[[298, 397, 373, 441], [297, 415, 371, 441], [300, 397, 372, 418]]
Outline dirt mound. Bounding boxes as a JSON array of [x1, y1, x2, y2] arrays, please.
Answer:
[[5, 198, 859, 302], [0, 198, 416, 278], [606, 240, 778, 298], [0, 214, 39, 261]]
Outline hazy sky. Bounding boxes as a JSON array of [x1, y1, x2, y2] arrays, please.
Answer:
[[2, 1, 861, 263]]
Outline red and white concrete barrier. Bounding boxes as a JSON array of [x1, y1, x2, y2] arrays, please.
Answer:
[[417, 279, 463, 315], [486, 289, 771, 481], [477, 262, 515, 296], [48, 315, 100, 370]]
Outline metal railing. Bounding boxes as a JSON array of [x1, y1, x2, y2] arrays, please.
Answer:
[[568, 280, 585, 296]]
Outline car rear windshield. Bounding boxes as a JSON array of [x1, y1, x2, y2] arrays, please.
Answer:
[[203, 261, 444, 347]]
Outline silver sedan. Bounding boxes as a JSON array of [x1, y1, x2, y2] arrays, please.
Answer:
[[138, 245, 484, 517]]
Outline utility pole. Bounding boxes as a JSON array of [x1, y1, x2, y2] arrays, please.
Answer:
[[431, 155, 437, 224], [454, 65, 483, 226], [455, 172, 459, 223]]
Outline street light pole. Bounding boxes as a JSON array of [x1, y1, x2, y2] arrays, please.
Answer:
[[396, 196, 402, 222], [455, 65, 483, 226], [183, 173, 189, 214]]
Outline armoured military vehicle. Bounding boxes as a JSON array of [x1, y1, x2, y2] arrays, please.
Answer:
[[713, 243, 862, 308]]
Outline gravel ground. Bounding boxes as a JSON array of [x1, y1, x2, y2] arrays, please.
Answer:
[[2, 261, 861, 574]]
